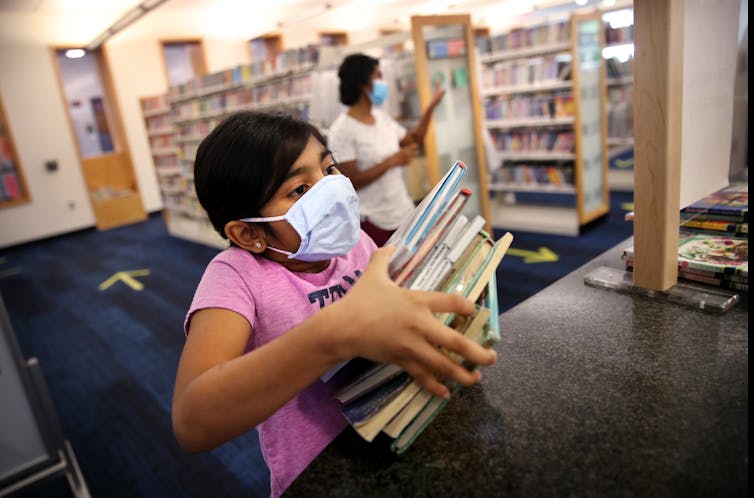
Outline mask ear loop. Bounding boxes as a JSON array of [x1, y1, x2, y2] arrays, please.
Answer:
[[239, 213, 287, 222]]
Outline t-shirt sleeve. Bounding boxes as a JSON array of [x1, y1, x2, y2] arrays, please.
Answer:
[[184, 260, 256, 336], [389, 114, 408, 142], [328, 120, 357, 163]]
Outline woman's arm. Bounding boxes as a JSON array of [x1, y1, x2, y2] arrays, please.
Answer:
[[401, 85, 446, 147], [172, 246, 496, 452], [338, 143, 417, 190]]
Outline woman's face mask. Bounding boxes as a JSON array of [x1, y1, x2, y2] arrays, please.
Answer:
[[369, 79, 389, 106]]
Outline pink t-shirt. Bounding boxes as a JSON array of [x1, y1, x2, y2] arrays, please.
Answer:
[[184, 231, 377, 497]]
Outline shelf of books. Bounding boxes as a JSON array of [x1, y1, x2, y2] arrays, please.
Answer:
[[603, 6, 635, 192], [139, 44, 321, 248], [476, 12, 609, 236], [140, 94, 180, 218]]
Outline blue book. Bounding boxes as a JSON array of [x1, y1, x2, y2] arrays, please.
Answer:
[[386, 160, 467, 276]]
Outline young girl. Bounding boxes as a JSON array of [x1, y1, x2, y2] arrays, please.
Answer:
[[172, 111, 496, 498]]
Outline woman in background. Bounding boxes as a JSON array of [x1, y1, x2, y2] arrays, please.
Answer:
[[328, 53, 445, 246]]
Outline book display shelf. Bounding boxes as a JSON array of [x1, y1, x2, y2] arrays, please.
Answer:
[[476, 11, 609, 235], [139, 44, 321, 248], [140, 94, 182, 224], [603, 6, 635, 192]]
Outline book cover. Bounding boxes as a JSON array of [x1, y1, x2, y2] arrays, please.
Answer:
[[386, 161, 467, 275], [393, 188, 472, 286], [334, 363, 404, 405], [623, 233, 748, 278], [348, 380, 422, 443], [341, 372, 412, 427], [681, 183, 748, 222]]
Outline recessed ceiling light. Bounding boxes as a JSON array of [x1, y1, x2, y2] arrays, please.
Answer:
[[65, 49, 86, 59]]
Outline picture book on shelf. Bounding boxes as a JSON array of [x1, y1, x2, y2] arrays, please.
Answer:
[[622, 231, 748, 291], [326, 159, 512, 453], [681, 182, 748, 222]]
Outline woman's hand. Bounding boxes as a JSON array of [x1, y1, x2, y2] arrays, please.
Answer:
[[331, 246, 497, 398], [428, 80, 446, 110], [389, 143, 419, 167]]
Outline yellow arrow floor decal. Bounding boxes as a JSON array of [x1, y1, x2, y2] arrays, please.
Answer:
[[99, 269, 151, 291], [507, 247, 559, 264], [621, 202, 634, 211]]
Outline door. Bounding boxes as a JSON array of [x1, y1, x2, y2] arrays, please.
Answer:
[[52, 47, 146, 230]]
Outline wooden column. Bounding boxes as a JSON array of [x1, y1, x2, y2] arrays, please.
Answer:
[[632, 0, 684, 291]]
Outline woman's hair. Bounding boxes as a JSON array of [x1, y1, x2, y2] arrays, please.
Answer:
[[193, 111, 327, 238], [337, 53, 379, 106]]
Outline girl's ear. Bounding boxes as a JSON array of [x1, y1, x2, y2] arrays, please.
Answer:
[[225, 221, 266, 254]]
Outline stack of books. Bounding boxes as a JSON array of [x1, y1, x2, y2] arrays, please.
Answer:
[[324, 160, 514, 454], [623, 183, 748, 292], [679, 183, 748, 238]]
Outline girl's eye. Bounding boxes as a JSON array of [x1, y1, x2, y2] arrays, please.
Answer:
[[325, 164, 340, 175], [292, 184, 309, 197]]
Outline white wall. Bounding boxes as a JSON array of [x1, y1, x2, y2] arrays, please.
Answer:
[[0, 43, 95, 246], [679, 0, 741, 208]]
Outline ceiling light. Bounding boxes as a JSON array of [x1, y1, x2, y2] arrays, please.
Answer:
[[575, 0, 588, 5], [65, 49, 86, 59]]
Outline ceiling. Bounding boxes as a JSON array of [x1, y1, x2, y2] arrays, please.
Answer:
[[0, 0, 618, 47]]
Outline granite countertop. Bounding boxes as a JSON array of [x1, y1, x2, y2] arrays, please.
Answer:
[[284, 238, 749, 498]]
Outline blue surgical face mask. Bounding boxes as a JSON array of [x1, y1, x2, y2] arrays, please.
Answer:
[[240, 174, 361, 262], [369, 79, 388, 106]]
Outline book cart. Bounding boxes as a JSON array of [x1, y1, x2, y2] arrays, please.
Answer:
[[476, 11, 610, 235], [139, 44, 320, 248]]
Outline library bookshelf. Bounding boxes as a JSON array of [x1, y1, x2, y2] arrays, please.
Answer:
[[476, 11, 610, 235]]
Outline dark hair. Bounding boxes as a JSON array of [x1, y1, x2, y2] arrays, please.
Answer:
[[193, 111, 327, 238], [337, 53, 379, 106]]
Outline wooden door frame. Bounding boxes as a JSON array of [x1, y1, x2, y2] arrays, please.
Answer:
[[410, 14, 492, 233], [49, 45, 146, 229], [49, 45, 129, 159]]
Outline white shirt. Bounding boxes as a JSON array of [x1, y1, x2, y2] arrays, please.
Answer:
[[327, 109, 415, 230]]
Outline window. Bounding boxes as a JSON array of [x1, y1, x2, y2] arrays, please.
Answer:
[[161, 40, 207, 87]]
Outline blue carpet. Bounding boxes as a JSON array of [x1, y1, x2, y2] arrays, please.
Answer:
[[0, 217, 270, 498], [0, 191, 633, 497]]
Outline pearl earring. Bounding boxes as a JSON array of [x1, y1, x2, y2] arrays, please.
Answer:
[[254, 242, 262, 249]]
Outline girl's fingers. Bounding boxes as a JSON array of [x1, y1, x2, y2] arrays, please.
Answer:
[[411, 311, 497, 368], [399, 334, 489, 388], [414, 290, 476, 316]]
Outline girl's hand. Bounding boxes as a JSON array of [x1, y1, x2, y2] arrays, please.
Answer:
[[331, 245, 497, 398]]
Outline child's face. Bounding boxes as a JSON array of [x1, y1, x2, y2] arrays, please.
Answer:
[[258, 135, 340, 264]]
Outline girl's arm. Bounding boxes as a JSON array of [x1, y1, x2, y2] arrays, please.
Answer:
[[172, 246, 496, 452]]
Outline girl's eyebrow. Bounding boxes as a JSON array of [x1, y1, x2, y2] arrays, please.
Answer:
[[285, 149, 334, 179]]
